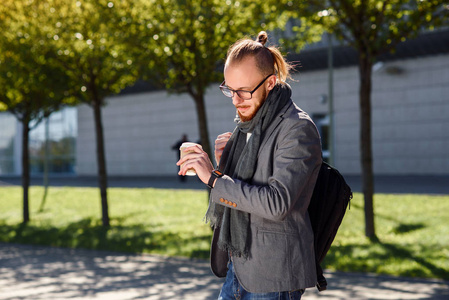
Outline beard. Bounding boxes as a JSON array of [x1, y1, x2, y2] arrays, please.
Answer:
[[237, 89, 268, 122]]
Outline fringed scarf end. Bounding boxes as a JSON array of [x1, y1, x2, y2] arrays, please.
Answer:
[[217, 240, 250, 260]]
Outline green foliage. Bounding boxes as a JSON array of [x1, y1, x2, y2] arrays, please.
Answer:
[[138, 0, 272, 96], [44, 0, 147, 105], [0, 0, 79, 122], [280, 0, 449, 57], [0, 0, 158, 115], [1, 187, 448, 279]]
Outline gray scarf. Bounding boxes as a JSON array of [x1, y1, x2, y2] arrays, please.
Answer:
[[205, 83, 292, 259]]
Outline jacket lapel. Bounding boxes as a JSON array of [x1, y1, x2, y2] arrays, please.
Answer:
[[258, 101, 293, 153]]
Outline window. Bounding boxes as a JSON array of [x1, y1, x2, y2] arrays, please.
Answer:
[[29, 107, 77, 174], [0, 113, 16, 175]]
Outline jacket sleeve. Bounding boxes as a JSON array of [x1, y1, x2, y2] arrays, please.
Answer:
[[210, 116, 322, 222]]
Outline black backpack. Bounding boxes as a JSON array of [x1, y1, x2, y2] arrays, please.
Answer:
[[308, 161, 352, 291]]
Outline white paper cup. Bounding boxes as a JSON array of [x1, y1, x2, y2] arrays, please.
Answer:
[[179, 142, 202, 176]]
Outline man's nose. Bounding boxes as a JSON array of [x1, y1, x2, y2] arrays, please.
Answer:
[[232, 93, 244, 106]]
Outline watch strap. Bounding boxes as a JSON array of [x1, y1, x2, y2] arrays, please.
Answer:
[[208, 169, 223, 189]]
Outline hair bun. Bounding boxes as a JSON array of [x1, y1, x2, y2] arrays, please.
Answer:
[[256, 31, 268, 46]]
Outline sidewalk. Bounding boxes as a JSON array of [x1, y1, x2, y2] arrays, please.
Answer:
[[1, 243, 448, 300]]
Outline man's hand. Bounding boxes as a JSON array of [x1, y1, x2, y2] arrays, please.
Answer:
[[214, 132, 232, 166], [176, 145, 215, 184]]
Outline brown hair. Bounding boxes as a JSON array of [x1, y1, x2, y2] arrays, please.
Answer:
[[225, 31, 292, 84]]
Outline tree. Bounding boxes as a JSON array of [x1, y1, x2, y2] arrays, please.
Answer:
[[136, 0, 275, 159], [281, 0, 448, 238], [0, 0, 78, 223], [48, 0, 156, 226]]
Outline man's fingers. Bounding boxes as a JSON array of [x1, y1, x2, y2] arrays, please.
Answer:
[[216, 132, 232, 143], [178, 146, 209, 165], [217, 132, 232, 139]]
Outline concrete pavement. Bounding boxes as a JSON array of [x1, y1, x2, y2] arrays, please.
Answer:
[[1, 243, 448, 300]]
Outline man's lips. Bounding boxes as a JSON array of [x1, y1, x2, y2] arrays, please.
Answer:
[[237, 106, 250, 113]]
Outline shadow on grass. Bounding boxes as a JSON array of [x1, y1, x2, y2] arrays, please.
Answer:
[[323, 237, 449, 280], [0, 218, 211, 259], [392, 222, 425, 234]]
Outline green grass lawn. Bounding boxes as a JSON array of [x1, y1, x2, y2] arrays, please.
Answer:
[[323, 193, 449, 280], [0, 186, 448, 280], [0, 187, 212, 258]]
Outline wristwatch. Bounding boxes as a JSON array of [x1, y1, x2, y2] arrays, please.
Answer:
[[208, 169, 224, 189]]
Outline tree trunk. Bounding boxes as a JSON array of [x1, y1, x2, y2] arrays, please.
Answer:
[[193, 93, 212, 162], [21, 117, 30, 223], [93, 98, 109, 227], [192, 92, 213, 211], [358, 54, 376, 239]]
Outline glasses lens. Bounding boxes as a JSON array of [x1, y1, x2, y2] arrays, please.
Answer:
[[236, 91, 252, 100], [220, 87, 233, 97]]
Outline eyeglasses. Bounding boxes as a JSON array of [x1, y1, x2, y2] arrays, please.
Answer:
[[219, 74, 273, 100]]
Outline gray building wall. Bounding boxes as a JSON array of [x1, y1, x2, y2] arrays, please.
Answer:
[[76, 53, 449, 176]]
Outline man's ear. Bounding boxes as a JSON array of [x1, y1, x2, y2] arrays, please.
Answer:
[[267, 75, 277, 90]]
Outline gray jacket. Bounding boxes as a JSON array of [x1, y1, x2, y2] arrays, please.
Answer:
[[210, 101, 322, 293]]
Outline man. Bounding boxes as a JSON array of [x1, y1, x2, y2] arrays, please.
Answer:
[[177, 31, 322, 299]]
